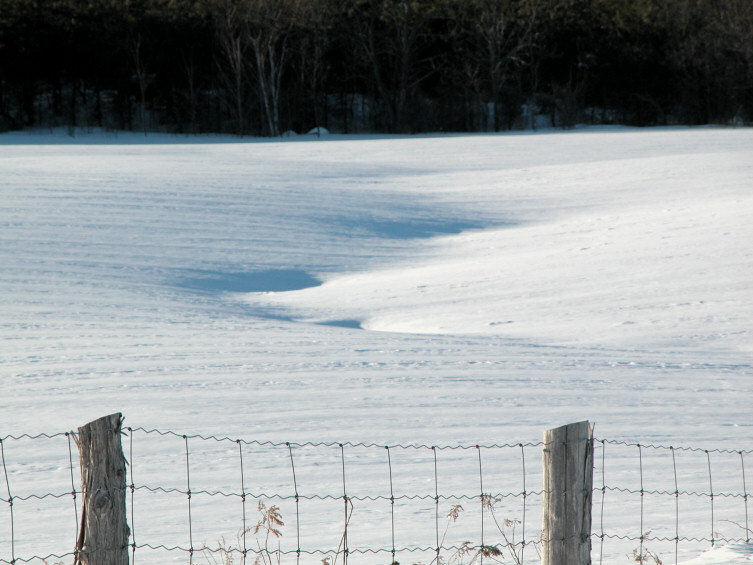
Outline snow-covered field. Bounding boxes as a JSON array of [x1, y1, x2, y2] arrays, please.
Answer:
[[1, 126, 752, 564]]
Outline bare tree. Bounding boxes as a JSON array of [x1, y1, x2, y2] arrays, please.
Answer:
[[448, 0, 532, 131], [130, 33, 154, 134], [245, 0, 308, 136], [347, 0, 436, 132], [214, 0, 249, 135], [709, 0, 753, 121], [295, 0, 334, 131]]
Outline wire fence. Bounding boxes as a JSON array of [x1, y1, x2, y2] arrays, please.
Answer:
[[1, 424, 750, 565], [592, 439, 751, 565]]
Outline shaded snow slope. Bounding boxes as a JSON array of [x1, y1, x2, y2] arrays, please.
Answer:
[[252, 150, 751, 349]]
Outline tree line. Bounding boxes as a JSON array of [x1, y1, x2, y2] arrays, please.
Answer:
[[1, 0, 751, 136]]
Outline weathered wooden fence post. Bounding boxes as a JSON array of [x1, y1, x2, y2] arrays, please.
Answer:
[[541, 421, 593, 565], [75, 413, 129, 565]]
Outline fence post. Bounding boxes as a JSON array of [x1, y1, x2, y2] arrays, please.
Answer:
[[75, 413, 129, 565], [541, 421, 593, 565]]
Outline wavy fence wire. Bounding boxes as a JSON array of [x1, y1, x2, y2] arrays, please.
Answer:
[[0, 424, 750, 565]]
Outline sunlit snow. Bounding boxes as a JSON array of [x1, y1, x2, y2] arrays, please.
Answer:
[[1, 126, 751, 564]]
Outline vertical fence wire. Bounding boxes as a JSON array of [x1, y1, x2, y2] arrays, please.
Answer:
[[0, 438, 14, 565], [65, 432, 79, 558], [340, 443, 349, 565], [599, 439, 606, 565], [433, 446, 440, 565], [287, 443, 300, 565], [184, 435, 194, 564], [238, 440, 248, 565], [741, 451, 750, 543], [638, 444, 645, 561], [476, 445, 484, 564], [128, 428, 136, 565], [671, 447, 679, 565], [519, 443, 526, 565], [386, 446, 396, 564], [706, 451, 715, 546]]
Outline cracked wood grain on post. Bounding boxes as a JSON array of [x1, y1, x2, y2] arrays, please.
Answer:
[[75, 413, 129, 565], [542, 421, 593, 565]]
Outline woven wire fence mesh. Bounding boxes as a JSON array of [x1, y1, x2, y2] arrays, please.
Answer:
[[0, 426, 750, 565], [592, 439, 751, 565]]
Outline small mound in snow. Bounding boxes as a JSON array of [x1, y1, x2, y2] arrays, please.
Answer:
[[679, 543, 753, 565], [308, 126, 330, 136]]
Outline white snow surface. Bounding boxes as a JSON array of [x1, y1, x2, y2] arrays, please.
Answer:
[[680, 544, 753, 565], [1, 126, 752, 564]]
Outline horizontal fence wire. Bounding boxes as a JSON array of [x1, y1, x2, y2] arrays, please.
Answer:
[[0, 427, 750, 565], [598, 439, 753, 456], [129, 426, 544, 450]]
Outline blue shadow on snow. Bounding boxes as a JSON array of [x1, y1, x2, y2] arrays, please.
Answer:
[[317, 319, 363, 329], [174, 269, 364, 329], [176, 268, 322, 293], [348, 218, 483, 239]]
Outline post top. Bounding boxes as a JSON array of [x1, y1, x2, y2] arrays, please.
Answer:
[[78, 413, 123, 434]]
